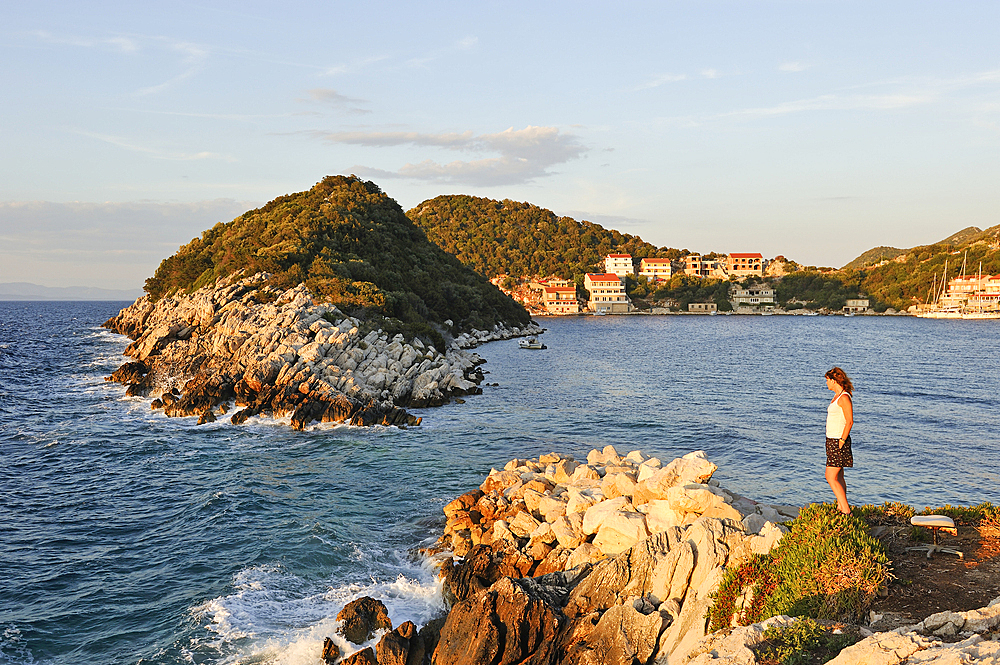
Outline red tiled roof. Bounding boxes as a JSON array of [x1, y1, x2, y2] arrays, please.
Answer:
[[544, 287, 576, 294], [729, 253, 763, 259], [606, 254, 632, 259], [586, 273, 622, 281], [641, 258, 671, 264]]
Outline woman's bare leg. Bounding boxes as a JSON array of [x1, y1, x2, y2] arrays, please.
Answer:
[[825, 466, 851, 514]]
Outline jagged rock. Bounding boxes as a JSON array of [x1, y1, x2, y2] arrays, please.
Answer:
[[562, 602, 664, 665], [321, 636, 341, 664], [432, 577, 562, 665], [442, 541, 535, 604], [336, 597, 392, 645], [582, 496, 631, 535], [375, 621, 422, 665], [340, 647, 376, 665]]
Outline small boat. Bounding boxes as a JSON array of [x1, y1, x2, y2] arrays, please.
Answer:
[[519, 337, 547, 350]]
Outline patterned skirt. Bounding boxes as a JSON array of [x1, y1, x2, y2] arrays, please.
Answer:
[[825, 436, 854, 468]]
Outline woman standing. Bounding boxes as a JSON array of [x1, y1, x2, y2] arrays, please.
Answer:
[[824, 367, 854, 515]]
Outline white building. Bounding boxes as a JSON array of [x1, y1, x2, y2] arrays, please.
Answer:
[[725, 253, 764, 278], [732, 286, 775, 305], [543, 287, 581, 314], [639, 258, 673, 282], [585, 273, 630, 313], [604, 254, 635, 278]]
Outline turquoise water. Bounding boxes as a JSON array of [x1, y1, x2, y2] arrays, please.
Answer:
[[2, 302, 998, 664]]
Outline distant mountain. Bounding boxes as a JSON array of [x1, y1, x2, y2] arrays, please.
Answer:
[[856, 224, 1000, 309], [0, 282, 143, 301], [407, 195, 683, 281]]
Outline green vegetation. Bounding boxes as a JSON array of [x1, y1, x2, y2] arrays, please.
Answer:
[[772, 272, 872, 311], [407, 195, 683, 281], [651, 274, 734, 311], [709, 503, 890, 630], [754, 618, 858, 665], [144, 176, 531, 334]]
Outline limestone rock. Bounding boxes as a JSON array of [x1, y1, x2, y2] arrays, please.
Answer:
[[321, 637, 340, 664], [592, 511, 651, 556], [432, 577, 562, 665], [563, 602, 664, 665], [340, 647, 376, 665], [582, 496, 630, 535], [336, 596, 392, 645]]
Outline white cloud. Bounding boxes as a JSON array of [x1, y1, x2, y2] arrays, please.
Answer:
[[701, 69, 721, 79], [327, 125, 587, 186], [779, 62, 808, 72], [300, 88, 370, 115], [725, 92, 934, 117], [74, 130, 236, 162], [635, 73, 687, 90], [137, 40, 208, 95]]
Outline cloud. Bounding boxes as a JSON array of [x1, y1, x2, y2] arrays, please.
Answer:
[[725, 68, 1000, 118], [137, 40, 207, 95], [779, 62, 808, 73], [725, 92, 934, 117], [325, 125, 587, 186], [300, 88, 370, 115], [635, 73, 687, 90], [75, 130, 236, 162], [701, 69, 721, 79]]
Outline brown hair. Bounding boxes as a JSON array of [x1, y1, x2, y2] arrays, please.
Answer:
[[825, 367, 853, 394]]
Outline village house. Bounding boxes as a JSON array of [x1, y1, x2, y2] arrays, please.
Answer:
[[542, 286, 581, 314], [725, 253, 764, 278], [683, 255, 724, 278], [732, 285, 775, 306], [844, 298, 870, 314], [585, 273, 631, 313], [604, 253, 635, 278], [638, 258, 673, 282], [688, 302, 717, 313]]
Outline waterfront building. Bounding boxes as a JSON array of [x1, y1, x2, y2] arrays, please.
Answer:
[[732, 285, 775, 305], [940, 274, 1000, 311], [543, 286, 581, 314], [725, 253, 764, 278], [844, 298, 870, 313], [584, 273, 631, 313], [639, 258, 673, 282], [604, 254, 635, 278], [688, 302, 717, 313]]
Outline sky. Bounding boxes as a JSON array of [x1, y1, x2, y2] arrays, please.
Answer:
[[2, 1, 999, 290]]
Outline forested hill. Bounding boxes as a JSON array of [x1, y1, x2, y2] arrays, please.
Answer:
[[858, 224, 1000, 308], [407, 195, 681, 280], [143, 176, 531, 332]]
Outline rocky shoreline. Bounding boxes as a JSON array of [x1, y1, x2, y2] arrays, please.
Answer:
[[103, 273, 540, 429], [320, 448, 1000, 665]]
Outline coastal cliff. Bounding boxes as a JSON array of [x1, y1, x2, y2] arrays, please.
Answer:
[[104, 273, 539, 428]]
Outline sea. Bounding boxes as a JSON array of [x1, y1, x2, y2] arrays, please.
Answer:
[[2, 301, 998, 665]]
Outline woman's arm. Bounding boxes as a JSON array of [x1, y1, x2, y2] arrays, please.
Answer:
[[840, 394, 853, 441]]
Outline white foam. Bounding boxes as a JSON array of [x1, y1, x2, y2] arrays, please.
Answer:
[[190, 554, 445, 665], [0, 624, 36, 665]]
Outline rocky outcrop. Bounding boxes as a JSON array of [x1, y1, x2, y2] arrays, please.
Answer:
[[428, 448, 797, 665], [684, 596, 1000, 665], [103, 273, 541, 428]]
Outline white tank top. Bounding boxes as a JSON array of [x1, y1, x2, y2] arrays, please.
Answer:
[[826, 392, 851, 438]]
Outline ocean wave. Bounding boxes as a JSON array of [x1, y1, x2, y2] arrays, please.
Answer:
[[0, 624, 36, 665], [189, 557, 444, 665]]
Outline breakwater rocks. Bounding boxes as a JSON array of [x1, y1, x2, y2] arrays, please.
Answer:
[[103, 273, 540, 429], [421, 447, 797, 665]]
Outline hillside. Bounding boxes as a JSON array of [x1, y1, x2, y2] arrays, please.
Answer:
[[857, 224, 1000, 309], [407, 195, 683, 281], [143, 176, 530, 334]]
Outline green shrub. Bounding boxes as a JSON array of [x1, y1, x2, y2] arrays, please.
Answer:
[[754, 618, 858, 665], [709, 503, 890, 630]]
